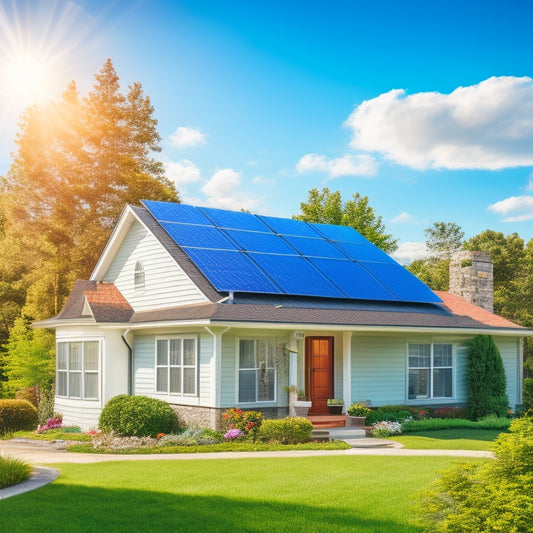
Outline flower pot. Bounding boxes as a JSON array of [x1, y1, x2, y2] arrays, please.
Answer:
[[291, 400, 312, 418], [346, 415, 367, 427], [328, 405, 343, 415]]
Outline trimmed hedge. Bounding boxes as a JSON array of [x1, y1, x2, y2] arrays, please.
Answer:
[[258, 417, 313, 444], [365, 406, 413, 425], [523, 378, 533, 411], [0, 399, 38, 434], [98, 395, 181, 437]]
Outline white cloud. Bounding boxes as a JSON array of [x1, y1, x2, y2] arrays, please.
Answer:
[[488, 195, 533, 222], [296, 153, 378, 178], [202, 168, 259, 211], [165, 159, 201, 185], [391, 242, 428, 265], [169, 126, 206, 148], [527, 172, 533, 191], [391, 212, 416, 224], [345, 76, 533, 170]]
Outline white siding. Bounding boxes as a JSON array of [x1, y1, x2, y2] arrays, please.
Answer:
[[102, 220, 208, 310], [496, 337, 521, 406]]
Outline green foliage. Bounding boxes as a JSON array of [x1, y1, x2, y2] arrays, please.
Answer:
[[414, 417, 533, 532], [98, 395, 181, 437], [221, 408, 263, 440], [467, 335, 509, 419], [0, 455, 32, 489], [258, 417, 313, 444], [3, 317, 55, 394], [365, 407, 413, 425], [14, 386, 39, 407], [523, 378, 533, 410], [294, 187, 398, 253], [424, 221, 464, 259], [346, 402, 372, 417], [407, 257, 450, 291], [402, 415, 510, 433], [37, 386, 56, 425], [0, 399, 38, 434]]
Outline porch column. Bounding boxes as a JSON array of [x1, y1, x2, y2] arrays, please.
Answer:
[[205, 326, 231, 407], [343, 331, 352, 409]]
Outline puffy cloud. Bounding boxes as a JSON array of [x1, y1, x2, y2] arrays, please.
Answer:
[[391, 242, 428, 265], [202, 168, 259, 211], [169, 126, 206, 148], [296, 153, 377, 178], [345, 76, 533, 170], [391, 212, 416, 224], [165, 159, 201, 185], [488, 195, 533, 222]]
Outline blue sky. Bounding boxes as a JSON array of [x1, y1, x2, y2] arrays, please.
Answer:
[[1, 0, 533, 263]]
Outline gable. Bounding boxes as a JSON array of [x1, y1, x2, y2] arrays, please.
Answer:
[[98, 216, 209, 311], [142, 200, 441, 305]]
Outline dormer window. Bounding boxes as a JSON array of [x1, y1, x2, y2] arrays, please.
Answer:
[[134, 261, 145, 291]]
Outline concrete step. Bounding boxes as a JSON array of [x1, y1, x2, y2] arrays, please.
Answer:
[[329, 427, 366, 440]]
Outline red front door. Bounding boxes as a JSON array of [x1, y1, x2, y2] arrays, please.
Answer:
[[306, 336, 334, 414]]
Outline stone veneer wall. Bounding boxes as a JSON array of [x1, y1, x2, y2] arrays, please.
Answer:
[[449, 251, 493, 312], [171, 404, 289, 430]]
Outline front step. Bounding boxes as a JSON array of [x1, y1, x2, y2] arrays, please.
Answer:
[[307, 414, 346, 429], [310, 429, 330, 442]]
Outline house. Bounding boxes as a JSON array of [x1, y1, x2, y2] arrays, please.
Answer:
[[35, 200, 528, 430]]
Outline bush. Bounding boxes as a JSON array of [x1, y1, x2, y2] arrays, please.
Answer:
[[365, 407, 412, 425], [523, 378, 533, 411], [98, 395, 181, 437], [222, 408, 263, 441], [432, 406, 468, 419], [0, 399, 38, 435], [0, 455, 32, 489], [467, 334, 509, 420], [346, 402, 372, 417], [258, 417, 313, 444], [37, 387, 55, 425], [15, 387, 39, 408], [402, 415, 510, 432], [414, 417, 533, 532], [371, 421, 402, 438]]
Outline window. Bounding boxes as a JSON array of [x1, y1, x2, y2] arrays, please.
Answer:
[[156, 337, 197, 395], [56, 341, 100, 399], [238, 338, 276, 403], [408, 343, 453, 399], [134, 261, 145, 291]]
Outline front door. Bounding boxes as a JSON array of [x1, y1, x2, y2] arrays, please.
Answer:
[[306, 336, 334, 414]]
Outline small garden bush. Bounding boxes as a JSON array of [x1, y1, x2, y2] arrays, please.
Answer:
[[0, 455, 32, 489], [365, 406, 413, 425], [431, 406, 468, 419], [37, 387, 55, 425], [346, 402, 372, 417], [402, 415, 510, 433], [98, 395, 181, 437], [523, 377, 533, 411], [415, 416, 533, 532], [0, 399, 38, 435], [222, 408, 262, 441], [258, 417, 313, 444], [15, 387, 39, 408]]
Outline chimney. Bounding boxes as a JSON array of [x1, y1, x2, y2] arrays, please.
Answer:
[[449, 251, 493, 313]]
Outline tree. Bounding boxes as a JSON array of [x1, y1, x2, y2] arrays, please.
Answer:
[[294, 188, 398, 253], [407, 257, 450, 291], [467, 334, 509, 420], [424, 221, 464, 259]]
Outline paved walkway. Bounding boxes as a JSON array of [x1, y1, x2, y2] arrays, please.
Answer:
[[0, 438, 494, 500]]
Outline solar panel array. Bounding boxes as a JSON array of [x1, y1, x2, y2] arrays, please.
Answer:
[[142, 200, 442, 304]]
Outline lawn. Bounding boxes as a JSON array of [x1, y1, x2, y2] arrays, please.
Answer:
[[389, 428, 503, 450], [1, 456, 481, 532]]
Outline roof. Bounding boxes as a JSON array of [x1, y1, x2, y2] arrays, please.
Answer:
[[141, 200, 442, 305]]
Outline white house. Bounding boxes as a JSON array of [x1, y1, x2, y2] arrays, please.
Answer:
[[35, 200, 528, 429]]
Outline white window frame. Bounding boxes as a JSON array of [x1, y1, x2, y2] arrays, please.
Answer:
[[56, 340, 101, 400], [236, 337, 277, 404], [134, 260, 145, 292], [155, 336, 198, 396], [407, 342, 454, 401]]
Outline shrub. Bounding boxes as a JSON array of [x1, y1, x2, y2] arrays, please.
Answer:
[[98, 395, 181, 437], [0, 455, 32, 489], [258, 417, 313, 444], [432, 406, 468, 419], [346, 402, 372, 417], [37, 387, 55, 425], [0, 399, 38, 435], [365, 407, 412, 425], [371, 421, 402, 438], [523, 378, 533, 411], [467, 334, 509, 420], [15, 387, 39, 408], [414, 417, 533, 532], [222, 408, 262, 440], [402, 415, 510, 432], [159, 428, 224, 446]]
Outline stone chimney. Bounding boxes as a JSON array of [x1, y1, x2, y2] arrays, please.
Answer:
[[449, 251, 493, 313]]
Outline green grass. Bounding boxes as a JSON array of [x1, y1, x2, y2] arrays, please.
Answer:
[[389, 428, 504, 450], [0, 456, 481, 532], [0, 454, 32, 489], [9, 429, 92, 442]]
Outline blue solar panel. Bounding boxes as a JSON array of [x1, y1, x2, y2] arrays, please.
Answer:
[[360, 262, 442, 303], [310, 222, 370, 244], [184, 248, 282, 294], [335, 242, 396, 263], [249, 253, 345, 298], [161, 222, 238, 250], [143, 200, 211, 225], [198, 207, 271, 232], [283, 236, 347, 259], [258, 215, 319, 238], [309, 258, 399, 300], [223, 229, 298, 255]]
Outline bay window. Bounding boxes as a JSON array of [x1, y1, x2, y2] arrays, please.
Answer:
[[238, 338, 276, 403], [408, 342, 453, 399]]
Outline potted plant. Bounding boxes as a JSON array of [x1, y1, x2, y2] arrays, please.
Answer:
[[327, 398, 344, 415], [346, 402, 372, 427], [286, 386, 312, 417]]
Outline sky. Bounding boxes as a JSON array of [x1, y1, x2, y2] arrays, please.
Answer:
[[1, 0, 533, 264]]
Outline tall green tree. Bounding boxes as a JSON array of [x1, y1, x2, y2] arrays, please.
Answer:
[[424, 221, 464, 259], [294, 188, 398, 253]]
